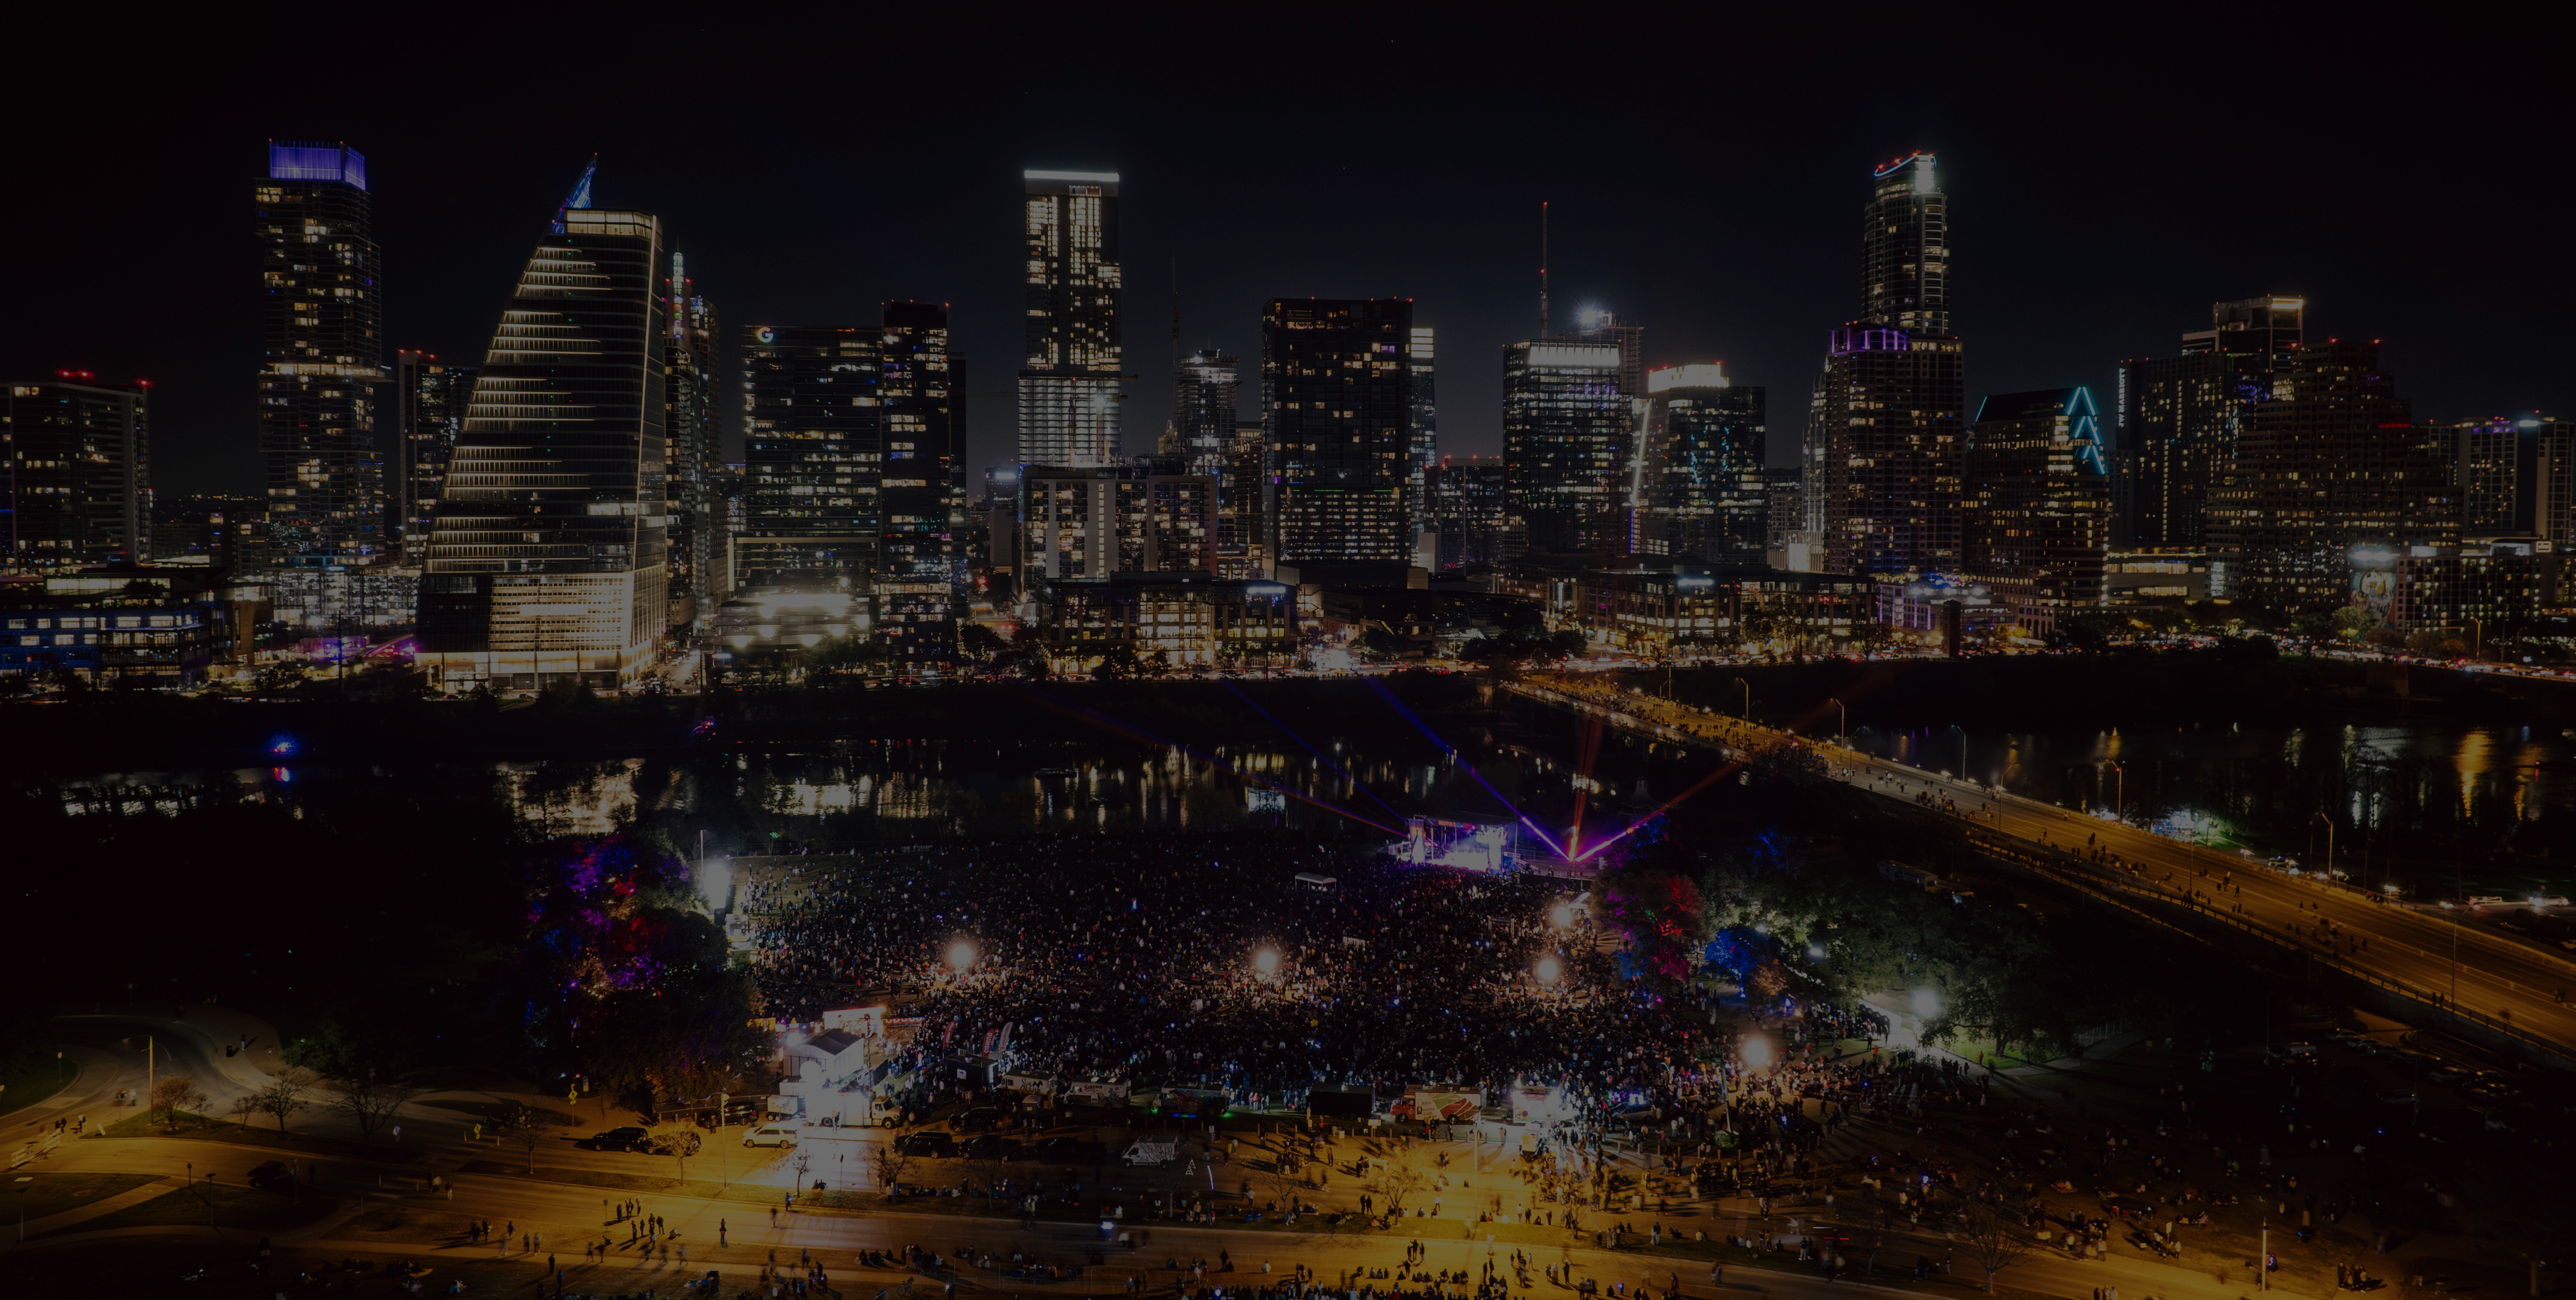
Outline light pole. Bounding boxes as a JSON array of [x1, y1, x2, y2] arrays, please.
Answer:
[[2309, 812, 2334, 883], [2105, 760, 2124, 822], [1830, 699, 1846, 739], [1733, 678, 1750, 719]]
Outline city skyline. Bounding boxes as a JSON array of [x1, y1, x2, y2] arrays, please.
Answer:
[[9, 13, 2566, 501]]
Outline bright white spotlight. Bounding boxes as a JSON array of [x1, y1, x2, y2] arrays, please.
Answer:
[[1807, 943, 1825, 960], [1911, 988, 1941, 1017], [1253, 949, 1282, 978], [1534, 955, 1563, 985], [1550, 904, 1575, 928], [1741, 1036, 1772, 1070], [947, 940, 977, 971]]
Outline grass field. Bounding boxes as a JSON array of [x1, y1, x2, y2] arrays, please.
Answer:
[[48, 1178, 337, 1236], [3, 1171, 161, 1223]]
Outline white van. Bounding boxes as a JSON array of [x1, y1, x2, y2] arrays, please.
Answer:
[[1122, 1133, 1181, 1166], [743, 1124, 800, 1148]]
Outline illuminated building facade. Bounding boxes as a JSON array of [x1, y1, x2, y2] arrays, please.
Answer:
[[2, 375, 151, 572], [1407, 326, 1438, 547], [742, 325, 884, 578], [1821, 152, 1964, 577], [419, 194, 670, 690], [1964, 387, 2112, 635], [1504, 340, 1632, 556], [1018, 170, 1122, 468], [1264, 298, 1416, 566], [2387, 541, 2557, 640], [257, 141, 386, 570], [2429, 415, 2541, 535], [1175, 349, 1238, 476], [1036, 573, 1297, 670], [1019, 460, 1216, 582], [2206, 339, 2458, 612], [2115, 295, 2304, 547], [662, 254, 719, 628], [392, 350, 473, 558], [1425, 456, 1507, 569], [1640, 364, 1767, 565], [875, 302, 962, 662]]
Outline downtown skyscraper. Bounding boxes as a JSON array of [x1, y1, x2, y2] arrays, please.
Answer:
[[1640, 364, 1767, 566], [1263, 298, 1419, 567], [1815, 151, 1965, 577], [1, 374, 151, 571], [256, 141, 386, 570], [663, 254, 719, 629], [1963, 387, 2112, 631], [392, 350, 473, 558], [2114, 295, 2305, 547], [1018, 170, 1122, 468], [1502, 339, 1629, 555], [418, 177, 669, 689]]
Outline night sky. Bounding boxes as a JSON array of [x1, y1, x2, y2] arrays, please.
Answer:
[[8, 8, 2564, 498]]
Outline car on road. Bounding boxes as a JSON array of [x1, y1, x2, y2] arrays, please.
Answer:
[[896, 1132, 957, 1158], [247, 1160, 295, 1192], [743, 1124, 801, 1148], [576, 1127, 651, 1152]]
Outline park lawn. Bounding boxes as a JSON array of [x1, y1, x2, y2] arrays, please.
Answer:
[[43, 1178, 337, 1235], [0, 1055, 79, 1117], [96, 1109, 424, 1164], [4, 1171, 161, 1221]]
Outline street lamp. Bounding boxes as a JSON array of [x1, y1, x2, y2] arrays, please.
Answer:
[[946, 940, 977, 973], [2308, 812, 2335, 883], [1829, 698, 1846, 739], [2104, 760, 2125, 822], [1534, 955, 1563, 986], [1549, 903, 1575, 929], [1252, 949, 1282, 981]]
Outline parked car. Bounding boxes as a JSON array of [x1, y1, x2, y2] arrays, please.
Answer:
[[576, 1127, 651, 1152], [962, 1134, 1017, 1160], [246, 1160, 294, 1192], [896, 1131, 957, 1158], [743, 1124, 801, 1148], [952, 1108, 1009, 1133]]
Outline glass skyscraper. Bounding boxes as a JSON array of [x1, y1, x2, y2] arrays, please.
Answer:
[[1018, 170, 1122, 468], [1963, 387, 2112, 629], [2115, 295, 2304, 548], [392, 350, 473, 559], [419, 196, 669, 691], [663, 253, 718, 629], [257, 141, 386, 570], [1264, 298, 1417, 565], [1407, 327, 1437, 552], [1641, 364, 1767, 565], [742, 325, 885, 576], [1502, 340, 1629, 555], [1, 375, 150, 571], [1821, 151, 1966, 576]]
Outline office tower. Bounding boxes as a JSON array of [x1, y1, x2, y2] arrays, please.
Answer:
[[1964, 388, 2112, 629], [742, 325, 884, 578], [2531, 418, 2576, 544], [2207, 339, 2458, 612], [1640, 364, 1767, 565], [1264, 298, 1418, 565], [1503, 339, 1630, 555], [662, 255, 718, 630], [1407, 327, 1437, 552], [1, 374, 150, 571], [1019, 461, 1216, 581], [877, 302, 963, 662], [1819, 152, 1965, 577], [2115, 295, 2305, 547], [1018, 170, 1122, 467], [257, 141, 385, 570], [392, 350, 474, 557], [2429, 416, 2541, 535], [1424, 455, 1508, 569], [419, 186, 670, 690]]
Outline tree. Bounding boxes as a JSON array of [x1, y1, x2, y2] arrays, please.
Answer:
[[325, 1076, 420, 1139], [1955, 1197, 2039, 1293], [251, 1068, 316, 1134], [873, 1145, 912, 1195], [150, 1075, 207, 1132], [959, 623, 1005, 663], [492, 1100, 557, 1174], [1368, 1165, 1430, 1217]]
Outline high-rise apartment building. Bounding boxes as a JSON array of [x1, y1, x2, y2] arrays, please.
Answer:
[[1264, 298, 1417, 565], [1502, 340, 1629, 556], [1964, 388, 2112, 632], [1819, 152, 1965, 577], [419, 193, 669, 690], [1019, 460, 1216, 581], [1424, 456, 1508, 570], [2115, 295, 2305, 548], [1174, 348, 1266, 577], [1175, 349, 1238, 476], [2207, 339, 2458, 612], [152, 493, 260, 569], [392, 350, 473, 558], [256, 141, 386, 570], [662, 254, 719, 628], [1640, 364, 1767, 566], [2, 374, 151, 572], [1018, 170, 1122, 468]]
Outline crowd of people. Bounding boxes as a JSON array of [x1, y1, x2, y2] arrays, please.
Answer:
[[740, 831, 1724, 1114]]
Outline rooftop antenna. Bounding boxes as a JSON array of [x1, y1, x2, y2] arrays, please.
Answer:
[[1171, 251, 1181, 370], [1539, 202, 1551, 339]]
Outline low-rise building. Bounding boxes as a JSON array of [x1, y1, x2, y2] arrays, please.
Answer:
[[1037, 573, 1299, 671], [2388, 541, 2560, 643]]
